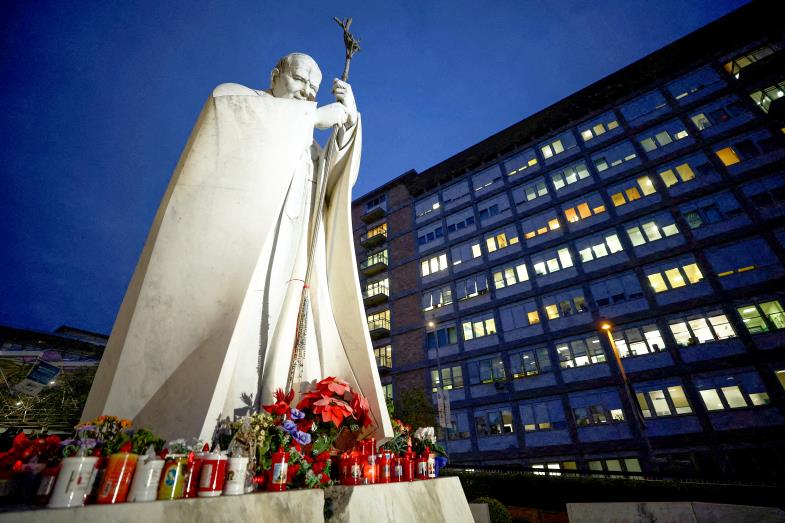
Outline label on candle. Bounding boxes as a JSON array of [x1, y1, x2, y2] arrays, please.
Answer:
[[199, 464, 213, 488], [272, 462, 287, 484], [350, 463, 361, 479], [394, 464, 403, 477]]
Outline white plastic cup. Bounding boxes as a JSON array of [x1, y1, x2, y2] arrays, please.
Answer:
[[223, 456, 249, 496], [127, 458, 164, 502], [47, 456, 100, 508]]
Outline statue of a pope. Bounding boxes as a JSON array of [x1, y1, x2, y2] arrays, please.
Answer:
[[82, 53, 393, 442]]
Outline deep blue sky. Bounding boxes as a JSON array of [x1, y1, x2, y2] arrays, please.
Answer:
[[1, 0, 749, 335]]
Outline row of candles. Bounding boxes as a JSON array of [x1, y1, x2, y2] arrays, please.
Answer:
[[337, 439, 437, 485], [35, 439, 439, 509]]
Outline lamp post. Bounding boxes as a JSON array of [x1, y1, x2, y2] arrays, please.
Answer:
[[427, 320, 450, 456], [600, 319, 654, 475]]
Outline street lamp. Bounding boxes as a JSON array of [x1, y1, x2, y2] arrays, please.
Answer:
[[599, 318, 654, 475], [427, 320, 450, 456]]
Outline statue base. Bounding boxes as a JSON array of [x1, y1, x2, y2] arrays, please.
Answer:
[[0, 478, 473, 523]]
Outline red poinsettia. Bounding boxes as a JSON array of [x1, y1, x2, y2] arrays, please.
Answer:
[[316, 377, 351, 397], [311, 395, 353, 427], [263, 388, 295, 416], [350, 392, 372, 428]]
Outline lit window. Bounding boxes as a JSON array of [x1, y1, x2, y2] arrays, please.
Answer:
[[715, 147, 741, 166], [723, 43, 783, 78], [646, 258, 704, 293], [668, 311, 735, 346], [737, 300, 785, 333], [420, 252, 448, 277]]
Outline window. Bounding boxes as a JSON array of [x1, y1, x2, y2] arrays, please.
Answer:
[[577, 111, 620, 143], [724, 42, 783, 78], [509, 347, 551, 378], [382, 383, 393, 401], [668, 310, 735, 346], [532, 461, 578, 477], [714, 129, 780, 167], [562, 192, 607, 225], [367, 310, 390, 331], [689, 96, 750, 131], [551, 161, 591, 191], [681, 192, 743, 230], [467, 355, 506, 384], [540, 130, 577, 160], [592, 141, 638, 174], [431, 365, 464, 392], [657, 153, 716, 189], [645, 257, 704, 293], [462, 313, 497, 341], [638, 120, 690, 153], [624, 213, 679, 247], [619, 90, 669, 125], [499, 301, 540, 331], [445, 208, 476, 236], [417, 223, 443, 247], [543, 288, 588, 321], [531, 246, 574, 277], [364, 278, 389, 298], [749, 80, 785, 114], [521, 210, 561, 240], [777, 369, 785, 391], [422, 285, 453, 311], [374, 345, 392, 368], [576, 231, 624, 263], [520, 398, 565, 431], [695, 370, 771, 410], [366, 222, 388, 240], [635, 384, 693, 418], [504, 148, 539, 177], [472, 165, 502, 193], [705, 238, 780, 279], [608, 175, 657, 207], [475, 408, 514, 436], [484, 224, 519, 253], [612, 324, 666, 358], [588, 458, 642, 478], [491, 259, 529, 290], [573, 403, 625, 427], [365, 194, 386, 212], [361, 249, 389, 271], [451, 239, 482, 267], [741, 174, 785, 208], [441, 180, 470, 209], [512, 178, 549, 207], [426, 325, 458, 349], [447, 412, 472, 440], [737, 299, 785, 333], [415, 193, 440, 220], [420, 252, 448, 278], [590, 273, 643, 307], [556, 335, 605, 368], [455, 273, 489, 301], [478, 194, 511, 224], [666, 66, 722, 102]]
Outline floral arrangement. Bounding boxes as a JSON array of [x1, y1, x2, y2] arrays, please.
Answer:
[[62, 415, 164, 457], [379, 418, 412, 456], [0, 433, 62, 472], [411, 426, 447, 457]]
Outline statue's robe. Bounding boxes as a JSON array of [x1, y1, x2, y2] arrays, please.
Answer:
[[83, 86, 393, 442]]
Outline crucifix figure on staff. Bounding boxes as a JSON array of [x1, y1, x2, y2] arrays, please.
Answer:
[[82, 17, 392, 442]]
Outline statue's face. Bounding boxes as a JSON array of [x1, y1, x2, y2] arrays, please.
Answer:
[[271, 55, 322, 102]]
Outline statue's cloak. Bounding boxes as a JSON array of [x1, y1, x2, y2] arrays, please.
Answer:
[[83, 90, 392, 441]]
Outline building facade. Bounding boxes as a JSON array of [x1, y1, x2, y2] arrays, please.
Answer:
[[351, 3, 785, 482]]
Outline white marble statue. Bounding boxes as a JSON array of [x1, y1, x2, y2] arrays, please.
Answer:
[[82, 52, 393, 442]]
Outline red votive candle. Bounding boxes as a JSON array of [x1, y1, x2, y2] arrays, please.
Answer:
[[378, 453, 391, 483], [268, 449, 288, 492]]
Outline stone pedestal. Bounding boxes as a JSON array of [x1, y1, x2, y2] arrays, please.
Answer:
[[325, 477, 473, 523], [0, 477, 473, 523]]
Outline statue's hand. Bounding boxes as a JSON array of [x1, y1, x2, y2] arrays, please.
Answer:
[[315, 102, 350, 130], [333, 79, 357, 127]]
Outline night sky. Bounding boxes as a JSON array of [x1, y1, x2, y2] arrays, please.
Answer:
[[0, 0, 749, 335]]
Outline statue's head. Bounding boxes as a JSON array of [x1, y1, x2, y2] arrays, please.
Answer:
[[270, 53, 322, 102]]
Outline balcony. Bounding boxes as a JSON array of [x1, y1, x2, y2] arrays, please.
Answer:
[[359, 250, 388, 277], [363, 281, 389, 307], [367, 315, 390, 340], [374, 346, 392, 373], [360, 226, 388, 249], [361, 204, 386, 223]]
